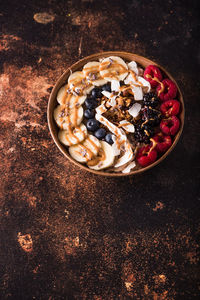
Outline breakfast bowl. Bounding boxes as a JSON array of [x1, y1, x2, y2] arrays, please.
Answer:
[[47, 51, 184, 177]]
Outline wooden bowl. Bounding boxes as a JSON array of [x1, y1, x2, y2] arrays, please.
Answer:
[[47, 51, 184, 177]]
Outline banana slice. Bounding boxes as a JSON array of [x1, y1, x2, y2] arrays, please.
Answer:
[[57, 85, 86, 107], [99, 56, 128, 81], [57, 84, 68, 104], [54, 105, 83, 130], [68, 71, 93, 95], [83, 61, 107, 86], [68, 135, 100, 163], [69, 95, 86, 109], [58, 124, 87, 146], [88, 141, 115, 170]]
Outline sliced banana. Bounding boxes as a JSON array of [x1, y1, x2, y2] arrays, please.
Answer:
[[69, 95, 86, 109], [57, 84, 68, 104], [100, 56, 128, 81], [54, 105, 83, 130], [68, 134, 100, 163], [57, 85, 86, 107], [68, 71, 93, 95], [83, 61, 107, 86], [58, 124, 87, 146], [88, 141, 115, 170], [69, 144, 91, 163], [83, 134, 101, 156]]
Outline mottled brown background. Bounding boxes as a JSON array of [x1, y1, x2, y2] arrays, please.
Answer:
[[0, 0, 199, 299]]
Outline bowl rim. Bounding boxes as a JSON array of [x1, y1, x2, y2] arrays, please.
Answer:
[[47, 51, 185, 177]]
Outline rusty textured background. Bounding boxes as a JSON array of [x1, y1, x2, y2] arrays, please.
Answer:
[[0, 0, 200, 299]]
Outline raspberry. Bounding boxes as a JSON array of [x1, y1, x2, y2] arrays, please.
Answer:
[[157, 79, 177, 101], [152, 133, 172, 153], [160, 116, 180, 136], [136, 145, 157, 167], [144, 65, 163, 88], [160, 100, 180, 117]]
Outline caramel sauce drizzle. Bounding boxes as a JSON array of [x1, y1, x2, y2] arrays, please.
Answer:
[[118, 122, 131, 128], [145, 74, 164, 95], [129, 70, 144, 87], [87, 148, 105, 166], [99, 60, 127, 79]]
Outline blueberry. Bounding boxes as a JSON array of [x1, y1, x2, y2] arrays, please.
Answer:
[[101, 84, 111, 92], [85, 97, 98, 109], [91, 87, 102, 98], [105, 133, 114, 144], [84, 109, 95, 119], [94, 128, 106, 140], [86, 119, 100, 131]]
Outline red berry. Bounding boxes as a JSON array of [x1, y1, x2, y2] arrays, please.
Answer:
[[160, 116, 180, 136], [136, 145, 157, 167], [160, 100, 180, 117], [144, 65, 163, 88], [157, 79, 177, 101], [153, 133, 172, 153]]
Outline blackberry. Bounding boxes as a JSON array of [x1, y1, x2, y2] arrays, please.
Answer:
[[143, 92, 159, 108], [134, 124, 154, 143], [142, 107, 161, 126]]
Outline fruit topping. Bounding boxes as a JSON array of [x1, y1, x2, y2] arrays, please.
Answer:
[[160, 99, 180, 117], [144, 65, 163, 88], [152, 133, 172, 153], [143, 92, 159, 108], [141, 107, 161, 126], [136, 144, 157, 167], [88, 141, 115, 170], [86, 119, 100, 131], [99, 56, 128, 81], [85, 97, 98, 109], [105, 133, 114, 145], [128, 103, 142, 118], [84, 109, 95, 119], [157, 79, 177, 101], [102, 83, 111, 92], [160, 116, 180, 136], [134, 123, 154, 143], [94, 128, 107, 140], [91, 87, 102, 98]]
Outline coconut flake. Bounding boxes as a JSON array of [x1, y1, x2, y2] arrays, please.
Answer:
[[124, 73, 133, 85], [122, 161, 136, 173], [95, 101, 107, 115], [138, 76, 151, 92], [96, 114, 126, 139], [127, 61, 139, 75], [128, 103, 142, 118], [114, 142, 133, 168], [119, 120, 135, 133], [112, 137, 121, 156], [131, 85, 143, 100], [107, 95, 117, 107], [101, 91, 111, 98], [111, 80, 120, 92]]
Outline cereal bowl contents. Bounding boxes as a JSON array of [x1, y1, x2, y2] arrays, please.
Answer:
[[48, 52, 184, 176]]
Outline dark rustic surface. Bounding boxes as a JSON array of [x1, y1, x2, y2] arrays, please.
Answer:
[[0, 0, 200, 299]]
